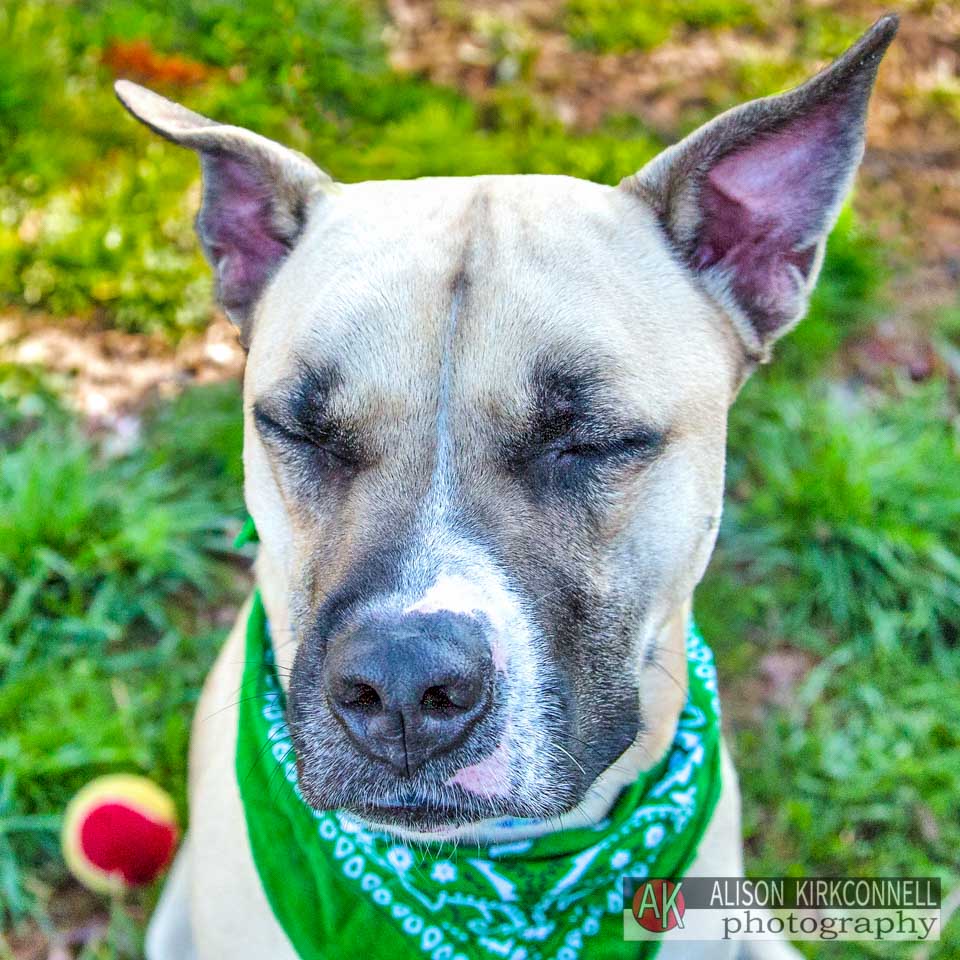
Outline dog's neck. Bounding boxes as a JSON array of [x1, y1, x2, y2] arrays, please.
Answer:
[[256, 550, 690, 845]]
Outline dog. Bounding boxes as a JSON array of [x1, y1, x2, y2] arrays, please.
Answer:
[[115, 14, 897, 959]]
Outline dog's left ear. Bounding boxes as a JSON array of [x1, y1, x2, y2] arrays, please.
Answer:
[[115, 80, 331, 345], [623, 14, 897, 362]]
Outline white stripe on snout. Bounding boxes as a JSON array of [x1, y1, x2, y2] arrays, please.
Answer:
[[405, 572, 511, 671], [396, 545, 549, 804], [372, 254, 559, 815]]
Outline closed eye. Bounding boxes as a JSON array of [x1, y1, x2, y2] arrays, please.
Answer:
[[506, 424, 667, 482], [546, 428, 666, 464], [253, 404, 364, 472]]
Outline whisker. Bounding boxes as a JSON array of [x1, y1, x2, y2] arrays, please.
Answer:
[[647, 658, 686, 693], [554, 743, 587, 776]]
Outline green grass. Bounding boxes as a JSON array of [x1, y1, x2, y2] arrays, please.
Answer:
[[566, 0, 762, 53], [698, 377, 960, 658], [0, 373, 245, 931], [0, 0, 888, 344], [0, 0, 662, 337], [696, 372, 960, 957], [563, 0, 871, 61], [0, 0, 886, 341], [730, 647, 960, 959]]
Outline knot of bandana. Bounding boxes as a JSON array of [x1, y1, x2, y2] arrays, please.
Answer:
[[236, 591, 722, 960]]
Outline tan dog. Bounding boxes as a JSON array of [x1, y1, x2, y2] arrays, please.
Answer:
[[116, 15, 897, 959]]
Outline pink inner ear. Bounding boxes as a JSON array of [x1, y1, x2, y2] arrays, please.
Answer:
[[201, 156, 290, 315], [693, 100, 848, 335]]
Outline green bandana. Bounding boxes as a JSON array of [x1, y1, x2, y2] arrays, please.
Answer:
[[236, 591, 722, 960]]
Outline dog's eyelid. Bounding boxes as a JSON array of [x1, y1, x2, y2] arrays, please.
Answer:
[[505, 420, 667, 471], [613, 424, 668, 451], [253, 402, 308, 444], [558, 423, 668, 458], [253, 399, 370, 478]]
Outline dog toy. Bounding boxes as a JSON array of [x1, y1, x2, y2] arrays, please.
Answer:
[[62, 774, 179, 893]]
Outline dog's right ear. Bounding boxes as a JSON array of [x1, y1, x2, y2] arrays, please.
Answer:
[[115, 80, 331, 345], [621, 15, 897, 364]]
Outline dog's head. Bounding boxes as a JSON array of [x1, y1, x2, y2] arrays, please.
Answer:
[[117, 17, 895, 834]]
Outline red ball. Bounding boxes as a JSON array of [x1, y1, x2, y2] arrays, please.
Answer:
[[62, 775, 179, 893]]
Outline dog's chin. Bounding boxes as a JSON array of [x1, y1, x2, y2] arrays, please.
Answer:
[[307, 793, 525, 833], [298, 784, 586, 839], [352, 799, 491, 833]]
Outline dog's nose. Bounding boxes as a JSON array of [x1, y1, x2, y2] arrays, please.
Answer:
[[324, 612, 492, 775]]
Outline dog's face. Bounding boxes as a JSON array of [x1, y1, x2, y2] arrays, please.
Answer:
[[243, 176, 736, 828], [117, 16, 895, 833]]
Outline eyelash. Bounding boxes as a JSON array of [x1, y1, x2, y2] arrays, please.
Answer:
[[256, 400, 663, 486], [552, 438, 661, 468], [550, 426, 663, 458], [255, 410, 361, 472], [506, 429, 664, 484]]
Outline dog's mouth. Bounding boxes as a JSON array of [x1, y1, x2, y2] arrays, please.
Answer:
[[355, 798, 472, 830], [340, 791, 527, 831]]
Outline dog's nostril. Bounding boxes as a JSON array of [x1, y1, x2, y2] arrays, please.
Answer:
[[420, 685, 457, 715], [344, 683, 382, 713], [323, 610, 493, 773]]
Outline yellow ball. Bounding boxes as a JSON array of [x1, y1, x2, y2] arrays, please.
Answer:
[[62, 774, 179, 894]]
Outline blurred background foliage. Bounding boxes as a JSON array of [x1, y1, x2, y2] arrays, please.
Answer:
[[0, 0, 958, 957]]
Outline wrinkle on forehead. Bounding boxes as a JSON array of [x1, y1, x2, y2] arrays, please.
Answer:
[[249, 174, 737, 472], [431, 273, 466, 502], [427, 185, 493, 513]]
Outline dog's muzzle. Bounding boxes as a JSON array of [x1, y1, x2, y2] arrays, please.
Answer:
[[323, 611, 494, 775]]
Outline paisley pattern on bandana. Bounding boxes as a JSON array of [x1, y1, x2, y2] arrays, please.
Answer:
[[236, 592, 722, 960]]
